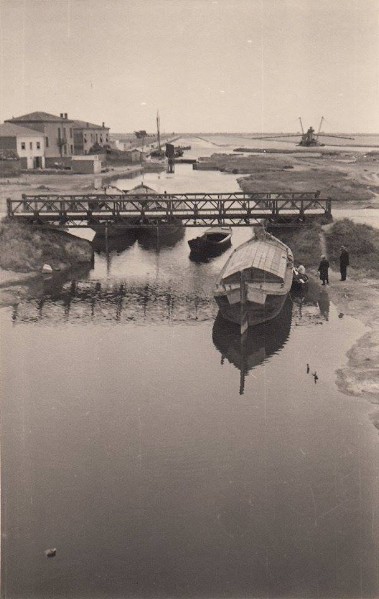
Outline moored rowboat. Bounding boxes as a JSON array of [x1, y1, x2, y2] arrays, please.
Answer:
[[188, 226, 232, 255]]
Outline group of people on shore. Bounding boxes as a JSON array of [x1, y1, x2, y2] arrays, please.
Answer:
[[317, 246, 349, 285]]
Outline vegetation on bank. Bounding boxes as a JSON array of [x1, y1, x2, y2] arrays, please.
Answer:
[[0, 218, 94, 273], [325, 218, 379, 277], [272, 217, 379, 278], [270, 223, 322, 269]]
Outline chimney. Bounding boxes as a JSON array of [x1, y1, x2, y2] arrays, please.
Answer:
[[86, 122, 89, 128], [60, 113, 63, 118], [102, 122, 105, 128], [64, 113, 68, 119]]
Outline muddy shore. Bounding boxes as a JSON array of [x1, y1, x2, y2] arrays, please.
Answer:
[[1, 150, 379, 428]]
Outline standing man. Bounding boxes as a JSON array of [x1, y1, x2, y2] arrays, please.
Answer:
[[340, 246, 350, 281], [318, 255, 330, 285]]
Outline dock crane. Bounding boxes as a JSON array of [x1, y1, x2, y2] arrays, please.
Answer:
[[249, 117, 354, 147]]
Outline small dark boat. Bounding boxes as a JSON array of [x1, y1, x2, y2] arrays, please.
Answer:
[[188, 226, 232, 255]]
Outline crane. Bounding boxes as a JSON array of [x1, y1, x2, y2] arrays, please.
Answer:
[[249, 117, 354, 147]]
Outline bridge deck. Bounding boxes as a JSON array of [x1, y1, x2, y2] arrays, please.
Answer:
[[7, 192, 332, 227]]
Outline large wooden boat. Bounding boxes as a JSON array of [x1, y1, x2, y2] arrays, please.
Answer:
[[188, 226, 232, 256], [213, 231, 294, 327]]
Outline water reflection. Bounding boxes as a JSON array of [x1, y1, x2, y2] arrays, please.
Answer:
[[11, 279, 216, 325], [212, 297, 293, 394], [92, 230, 137, 254], [291, 279, 330, 324], [137, 224, 185, 250]]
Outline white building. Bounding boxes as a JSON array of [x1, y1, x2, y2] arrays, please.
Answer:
[[0, 123, 45, 169]]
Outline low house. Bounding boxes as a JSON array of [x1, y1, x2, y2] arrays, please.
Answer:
[[123, 149, 143, 163], [0, 123, 45, 169], [71, 155, 102, 174], [5, 112, 74, 165], [72, 120, 110, 155]]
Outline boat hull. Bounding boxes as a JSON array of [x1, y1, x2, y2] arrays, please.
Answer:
[[213, 231, 294, 327], [188, 236, 231, 255], [215, 290, 289, 327], [188, 227, 232, 256]]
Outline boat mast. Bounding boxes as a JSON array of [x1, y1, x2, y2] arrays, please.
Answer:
[[156, 110, 161, 153]]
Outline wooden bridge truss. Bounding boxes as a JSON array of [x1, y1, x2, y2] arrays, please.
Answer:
[[7, 192, 332, 228]]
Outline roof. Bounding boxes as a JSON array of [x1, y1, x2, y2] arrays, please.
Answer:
[[6, 111, 73, 123], [72, 120, 110, 130], [126, 183, 157, 195], [0, 123, 45, 137], [222, 239, 289, 281]]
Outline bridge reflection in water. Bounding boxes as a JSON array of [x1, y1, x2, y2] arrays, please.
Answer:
[[11, 277, 218, 325], [212, 297, 293, 395]]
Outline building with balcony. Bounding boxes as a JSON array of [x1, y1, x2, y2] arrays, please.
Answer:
[[5, 112, 74, 164], [0, 123, 45, 169]]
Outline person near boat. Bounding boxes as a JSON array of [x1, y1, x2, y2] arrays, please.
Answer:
[[318, 255, 330, 285], [340, 246, 349, 281]]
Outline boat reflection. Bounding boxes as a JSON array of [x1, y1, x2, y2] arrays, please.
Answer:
[[212, 296, 293, 394], [92, 230, 137, 254], [137, 224, 185, 250]]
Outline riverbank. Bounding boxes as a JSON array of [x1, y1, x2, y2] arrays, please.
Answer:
[[195, 149, 379, 206], [0, 218, 94, 273]]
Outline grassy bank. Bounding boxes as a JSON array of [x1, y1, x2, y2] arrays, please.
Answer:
[[268, 218, 379, 278], [324, 218, 379, 277], [269, 223, 322, 268], [0, 218, 94, 273]]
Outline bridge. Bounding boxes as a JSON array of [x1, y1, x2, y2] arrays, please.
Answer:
[[7, 191, 332, 228]]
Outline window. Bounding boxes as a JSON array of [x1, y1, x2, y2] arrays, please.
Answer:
[[45, 137, 49, 147], [70, 145, 73, 154], [70, 128, 73, 138], [58, 127, 61, 139], [30, 142, 33, 150], [21, 142, 26, 150], [36, 142, 41, 149]]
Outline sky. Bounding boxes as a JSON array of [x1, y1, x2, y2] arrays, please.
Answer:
[[0, 0, 378, 134]]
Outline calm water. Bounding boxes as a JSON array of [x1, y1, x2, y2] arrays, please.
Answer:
[[1, 151, 379, 599]]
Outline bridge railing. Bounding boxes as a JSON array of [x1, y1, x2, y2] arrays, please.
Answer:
[[7, 192, 332, 226]]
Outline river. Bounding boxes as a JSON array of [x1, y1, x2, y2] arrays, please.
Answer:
[[1, 140, 379, 598]]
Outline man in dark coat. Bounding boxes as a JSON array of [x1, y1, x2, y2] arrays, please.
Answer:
[[340, 246, 349, 281], [318, 255, 329, 285]]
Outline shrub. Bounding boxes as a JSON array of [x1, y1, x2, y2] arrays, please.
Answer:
[[325, 218, 379, 276]]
